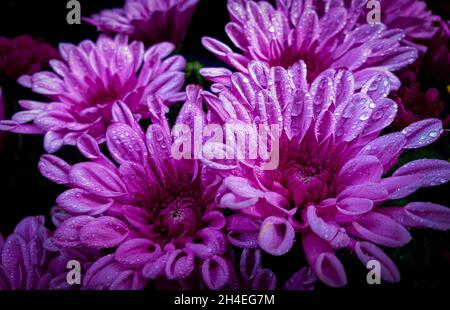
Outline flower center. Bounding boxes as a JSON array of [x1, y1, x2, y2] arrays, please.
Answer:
[[281, 159, 334, 208], [151, 182, 204, 240]]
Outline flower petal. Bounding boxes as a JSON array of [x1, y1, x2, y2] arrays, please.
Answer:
[[258, 216, 295, 256], [352, 212, 411, 247], [201, 256, 230, 290], [79, 216, 129, 249], [70, 162, 127, 198], [115, 238, 161, 266]]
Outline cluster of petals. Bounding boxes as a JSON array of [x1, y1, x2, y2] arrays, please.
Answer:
[[0, 216, 96, 289], [0, 35, 185, 153]]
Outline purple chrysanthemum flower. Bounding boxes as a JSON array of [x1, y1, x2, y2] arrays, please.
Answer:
[[0, 216, 96, 290], [86, 0, 199, 46], [201, 60, 450, 287], [201, 0, 417, 88], [38, 87, 232, 290], [0, 35, 185, 153], [0, 35, 59, 84]]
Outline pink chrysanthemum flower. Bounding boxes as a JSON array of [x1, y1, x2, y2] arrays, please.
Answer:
[[86, 0, 199, 46], [201, 0, 417, 88], [201, 60, 450, 287], [0, 216, 96, 290], [0, 35, 185, 153], [0, 35, 59, 84], [38, 88, 232, 290]]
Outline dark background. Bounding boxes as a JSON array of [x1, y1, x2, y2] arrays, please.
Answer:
[[0, 0, 449, 290]]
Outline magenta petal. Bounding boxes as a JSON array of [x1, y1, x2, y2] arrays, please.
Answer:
[[201, 255, 230, 290], [302, 232, 347, 287], [38, 155, 71, 185], [106, 123, 147, 164], [306, 206, 350, 249], [357, 133, 406, 172], [223, 176, 264, 198], [79, 216, 129, 249], [1, 235, 27, 289], [111, 101, 138, 127], [77, 134, 103, 160], [352, 212, 411, 247], [354, 242, 400, 283], [265, 191, 290, 209], [53, 216, 95, 248], [119, 162, 152, 199], [362, 98, 397, 135], [110, 269, 145, 290], [228, 231, 259, 248], [384, 159, 450, 199], [34, 111, 74, 131], [56, 189, 113, 215], [202, 37, 233, 58], [338, 155, 383, 188], [404, 202, 450, 231], [258, 216, 295, 256], [337, 198, 373, 216], [200, 67, 233, 84], [165, 249, 195, 280], [202, 211, 226, 230], [283, 266, 316, 290], [142, 253, 167, 280], [221, 193, 259, 210], [70, 162, 127, 197], [43, 131, 65, 153], [115, 238, 161, 266], [401, 119, 443, 149], [315, 253, 347, 288], [122, 205, 151, 229], [239, 248, 262, 280], [186, 228, 226, 259], [83, 255, 144, 290], [337, 183, 388, 202], [252, 268, 277, 290]]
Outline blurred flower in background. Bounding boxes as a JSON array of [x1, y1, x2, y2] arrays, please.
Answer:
[[86, 0, 199, 46], [419, 21, 450, 91], [388, 21, 450, 132], [0, 35, 59, 85]]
